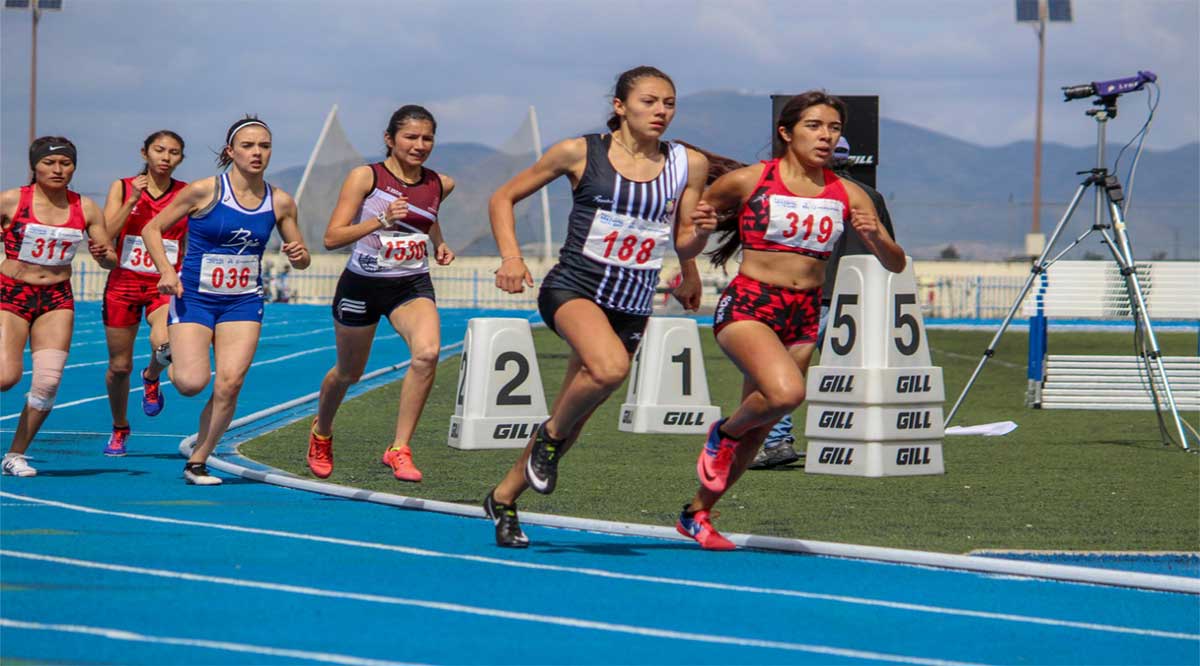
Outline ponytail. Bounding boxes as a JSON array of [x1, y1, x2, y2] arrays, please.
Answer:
[[676, 141, 747, 270]]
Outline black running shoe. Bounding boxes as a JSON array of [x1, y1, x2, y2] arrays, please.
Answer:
[[524, 422, 563, 495], [484, 491, 529, 548]]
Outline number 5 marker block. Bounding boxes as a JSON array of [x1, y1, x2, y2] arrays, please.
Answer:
[[804, 256, 945, 477], [619, 317, 721, 434], [448, 318, 549, 450]]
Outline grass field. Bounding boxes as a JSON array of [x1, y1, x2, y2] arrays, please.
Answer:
[[240, 326, 1200, 554]]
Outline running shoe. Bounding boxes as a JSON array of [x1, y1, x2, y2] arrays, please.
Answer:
[[141, 369, 165, 417], [676, 507, 736, 551], [749, 442, 802, 470], [382, 445, 422, 482], [524, 422, 564, 495], [104, 425, 131, 457], [484, 490, 529, 548], [307, 419, 333, 478], [2, 453, 37, 477], [183, 462, 222, 486], [697, 418, 738, 493]]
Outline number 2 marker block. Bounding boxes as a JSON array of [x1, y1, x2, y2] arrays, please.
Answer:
[[619, 317, 721, 434], [448, 318, 549, 450], [804, 256, 945, 477]]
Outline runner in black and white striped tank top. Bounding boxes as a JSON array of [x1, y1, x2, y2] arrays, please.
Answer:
[[542, 133, 689, 316]]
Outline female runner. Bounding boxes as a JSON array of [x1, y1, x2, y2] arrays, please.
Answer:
[[0, 137, 117, 476], [680, 91, 905, 549], [486, 66, 717, 547], [100, 130, 188, 456], [306, 105, 455, 482], [142, 116, 310, 485]]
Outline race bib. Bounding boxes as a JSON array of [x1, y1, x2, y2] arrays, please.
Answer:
[[764, 195, 845, 254], [199, 253, 259, 295], [581, 209, 670, 269], [376, 231, 430, 272], [17, 223, 84, 266], [120, 236, 179, 274]]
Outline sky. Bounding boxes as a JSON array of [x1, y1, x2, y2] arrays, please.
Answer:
[[2, 0, 1197, 196]]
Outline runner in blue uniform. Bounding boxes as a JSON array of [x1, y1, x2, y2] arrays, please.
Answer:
[[142, 116, 310, 485], [484, 66, 718, 547]]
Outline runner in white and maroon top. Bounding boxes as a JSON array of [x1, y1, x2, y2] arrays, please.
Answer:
[[307, 105, 456, 482]]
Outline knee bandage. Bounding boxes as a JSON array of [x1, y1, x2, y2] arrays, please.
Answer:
[[27, 349, 68, 411]]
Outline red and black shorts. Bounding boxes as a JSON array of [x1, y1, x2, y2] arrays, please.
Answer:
[[0, 274, 74, 322], [712, 273, 821, 347], [103, 272, 170, 328]]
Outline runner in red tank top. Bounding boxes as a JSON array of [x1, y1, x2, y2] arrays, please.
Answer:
[[100, 130, 188, 456], [675, 92, 906, 549], [0, 136, 118, 478]]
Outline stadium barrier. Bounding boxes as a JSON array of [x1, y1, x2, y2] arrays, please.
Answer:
[[1022, 261, 1200, 410]]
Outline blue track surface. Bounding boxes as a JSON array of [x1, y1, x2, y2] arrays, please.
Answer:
[[2, 303, 1197, 665]]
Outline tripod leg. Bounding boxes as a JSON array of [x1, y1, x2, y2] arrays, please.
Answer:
[[1097, 198, 1194, 450], [946, 181, 1093, 425]]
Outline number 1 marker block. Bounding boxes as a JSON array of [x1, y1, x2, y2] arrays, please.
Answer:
[[448, 318, 549, 450], [804, 256, 946, 477], [619, 317, 721, 434]]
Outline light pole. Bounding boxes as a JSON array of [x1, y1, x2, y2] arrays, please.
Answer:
[[4, 0, 63, 148], [1016, 0, 1071, 258]]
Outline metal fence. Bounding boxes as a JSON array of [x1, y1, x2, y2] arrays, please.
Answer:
[[70, 263, 1044, 320]]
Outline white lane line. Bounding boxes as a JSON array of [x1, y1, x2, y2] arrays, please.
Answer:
[[0, 618, 419, 666], [3, 491, 1194, 642], [0, 333, 401, 421], [0, 550, 982, 666], [0, 430, 191, 438], [21, 327, 332, 377]]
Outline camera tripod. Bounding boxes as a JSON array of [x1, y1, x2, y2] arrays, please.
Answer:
[[946, 94, 1195, 451]]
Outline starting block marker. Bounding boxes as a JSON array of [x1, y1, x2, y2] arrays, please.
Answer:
[[805, 256, 946, 477], [448, 318, 548, 450], [619, 317, 721, 434]]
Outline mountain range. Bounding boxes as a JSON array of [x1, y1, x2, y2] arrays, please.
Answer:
[[269, 91, 1198, 261]]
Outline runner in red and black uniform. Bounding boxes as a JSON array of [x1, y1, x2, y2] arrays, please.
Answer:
[[676, 92, 906, 549], [100, 130, 188, 456], [0, 137, 118, 478]]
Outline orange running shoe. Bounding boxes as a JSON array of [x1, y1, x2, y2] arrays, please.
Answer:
[[382, 445, 422, 482], [307, 419, 333, 478], [676, 507, 736, 551]]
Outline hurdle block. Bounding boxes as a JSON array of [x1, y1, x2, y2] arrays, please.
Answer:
[[448, 318, 549, 450], [619, 317, 721, 433], [805, 256, 945, 477]]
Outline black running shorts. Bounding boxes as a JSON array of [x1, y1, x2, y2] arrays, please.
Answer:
[[332, 270, 435, 327], [537, 287, 649, 353]]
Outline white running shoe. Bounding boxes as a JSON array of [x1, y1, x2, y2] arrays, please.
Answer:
[[183, 462, 222, 486], [2, 453, 37, 477]]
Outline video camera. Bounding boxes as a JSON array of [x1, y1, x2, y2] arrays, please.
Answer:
[[1062, 71, 1156, 101]]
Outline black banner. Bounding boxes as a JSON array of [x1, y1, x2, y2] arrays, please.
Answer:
[[770, 94, 879, 188]]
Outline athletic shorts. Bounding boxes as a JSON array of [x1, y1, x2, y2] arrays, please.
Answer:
[[168, 287, 263, 329], [332, 270, 435, 327], [712, 273, 821, 347], [103, 273, 170, 328], [537, 287, 649, 354], [0, 274, 73, 322]]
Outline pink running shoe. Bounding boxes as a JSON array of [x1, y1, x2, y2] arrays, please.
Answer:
[[307, 419, 333, 479], [676, 508, 736, 551], [697, 418, 738, 493], [104, 426, 130, 457], [382, 446, 422, 482]]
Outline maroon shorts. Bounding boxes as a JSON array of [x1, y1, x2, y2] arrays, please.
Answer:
[[0, 273, 74, 322], [103, 272, 169, 328], [712, 273, 821, 347]]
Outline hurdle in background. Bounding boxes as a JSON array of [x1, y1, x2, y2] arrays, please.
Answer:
[[804, 256, 946, 477], [1024, 261, 1200, 411]]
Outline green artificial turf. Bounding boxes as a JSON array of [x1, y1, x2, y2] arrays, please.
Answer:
[[240, 327, 1200, 553]]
